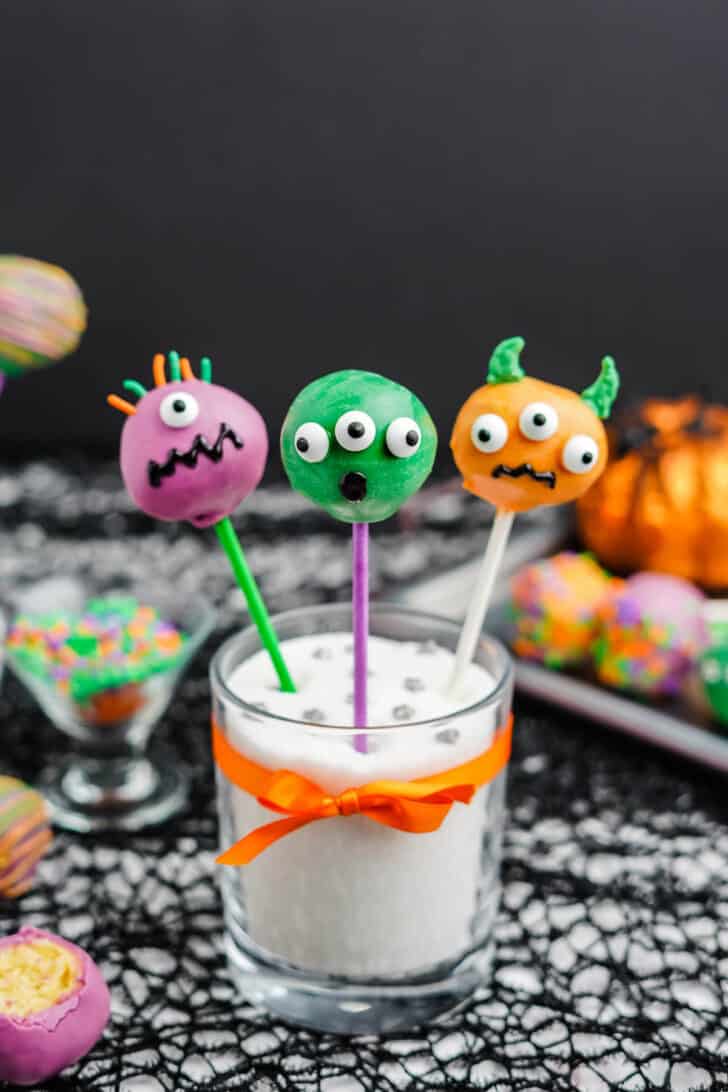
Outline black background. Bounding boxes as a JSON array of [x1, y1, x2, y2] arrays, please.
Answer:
[[2, 0, 727, 470]]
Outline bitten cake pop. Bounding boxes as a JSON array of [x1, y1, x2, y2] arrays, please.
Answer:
[[448, 337, 620, 695], [0, 256, 86, 380], [0, 927, 110, 1086], [0, 776, 52, 898], [281, 370, 437, 740], [108, 352, 294, 691]]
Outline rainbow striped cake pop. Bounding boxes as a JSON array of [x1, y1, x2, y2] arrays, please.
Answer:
[[0, 256, 86, 378], [0, 776, 52, 899]]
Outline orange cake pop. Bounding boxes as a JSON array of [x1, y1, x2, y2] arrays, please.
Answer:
[[450, 336, 619, 512], [447, 336, 620, 696]]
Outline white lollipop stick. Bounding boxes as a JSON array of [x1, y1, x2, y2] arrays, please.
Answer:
[[448, 509, 515, 696]]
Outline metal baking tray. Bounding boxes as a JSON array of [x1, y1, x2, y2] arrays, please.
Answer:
[[397, 523, 728, 773]]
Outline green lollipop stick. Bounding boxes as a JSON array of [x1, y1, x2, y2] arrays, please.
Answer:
[[215, 516, 296, 692]]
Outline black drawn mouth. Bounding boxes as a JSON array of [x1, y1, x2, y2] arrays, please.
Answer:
[[491, 462, 556, 489], [148, 422, 244, 488]]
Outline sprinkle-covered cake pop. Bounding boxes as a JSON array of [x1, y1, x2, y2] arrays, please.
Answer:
[[0, 927, 110, 1086], [508, 551, 614, 668], [0, 256, 86, 377], [281, 370, 437, 523], [450, 337, 619, 512], [0, 776, 52, 899], [109, 352, 268, 528], [593, 572, 706, 697]]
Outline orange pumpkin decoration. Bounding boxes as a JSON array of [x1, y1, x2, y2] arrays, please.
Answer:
[[450, 337, 620, 512], [577, 395, 728, 589]]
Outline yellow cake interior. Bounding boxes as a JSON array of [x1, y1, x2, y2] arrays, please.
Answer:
[[0, 939, 80, 1017]]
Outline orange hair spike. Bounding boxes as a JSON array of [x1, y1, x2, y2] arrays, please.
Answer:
[[152, 353, 166, 387], [180, 356, 194, 380], [107, 394, 137, 416]]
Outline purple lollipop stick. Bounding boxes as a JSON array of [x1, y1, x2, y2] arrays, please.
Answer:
[[352, 522, 369, 752]]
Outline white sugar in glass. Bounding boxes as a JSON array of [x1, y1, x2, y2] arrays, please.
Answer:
[[211, 604, 513, 1034]]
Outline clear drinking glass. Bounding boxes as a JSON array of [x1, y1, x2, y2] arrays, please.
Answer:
[[211, 603, 513, 1034], [5, 579, 215, 833]]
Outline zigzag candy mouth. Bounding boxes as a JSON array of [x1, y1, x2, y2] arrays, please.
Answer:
[[147, 422, 244, 488], [491, 462, 557, 489]]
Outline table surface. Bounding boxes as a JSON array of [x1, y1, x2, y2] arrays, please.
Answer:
[[1, 460, 727, 1092]]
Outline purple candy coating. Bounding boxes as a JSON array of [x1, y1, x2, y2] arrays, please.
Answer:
[[120, 378, 268, 528], [0, 927, 110, 1086]]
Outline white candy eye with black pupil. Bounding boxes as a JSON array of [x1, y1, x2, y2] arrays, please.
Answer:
[[519, 402, 559, 441], [562, 434, 599, 474], [159, 392, 200, 428], [294, 422, 329, 463], [335, 411, 376, 452], [470, 414, 508, 453], [386, 417, 421, 458]]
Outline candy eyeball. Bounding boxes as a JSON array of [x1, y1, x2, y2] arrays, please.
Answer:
[[470, 414, 508, 453], [335, 410, 376, 452], [562, 434, 599, 474], [159, 391, 200, 428], [386, 417, 421, 458], [281, 369, 438, 524], [519, 402, 558, 441], [295, 422, 330, 463]]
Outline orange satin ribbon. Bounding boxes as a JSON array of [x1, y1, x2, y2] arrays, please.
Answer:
[[212, 714, 513, 866]]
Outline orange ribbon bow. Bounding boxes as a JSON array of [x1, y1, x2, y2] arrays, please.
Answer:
[[212, 714, 513, 866]]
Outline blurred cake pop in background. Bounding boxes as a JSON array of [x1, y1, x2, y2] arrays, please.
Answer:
[[0, 256, 87, 384], [592, 572, 706, 698], [507, 551, 614, 669]]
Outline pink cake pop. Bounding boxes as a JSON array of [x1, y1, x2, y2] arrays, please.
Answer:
[[110, 352, 268, 529]]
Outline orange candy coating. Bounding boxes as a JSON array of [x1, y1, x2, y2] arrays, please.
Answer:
[[451, 375, 609, 512]]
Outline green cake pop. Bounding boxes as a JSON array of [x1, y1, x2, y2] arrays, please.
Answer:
[[281, 370, 437, 523]]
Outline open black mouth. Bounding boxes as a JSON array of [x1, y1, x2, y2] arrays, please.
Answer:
[[491, 462, 556, 489], [339, 471, 368, 502], [147, 422, 244, 488]]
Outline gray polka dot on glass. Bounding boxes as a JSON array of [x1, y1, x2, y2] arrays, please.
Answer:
[[302, 708, 327, 723], [404, 677, 425, 693], [392, 704, 416, 721], [312, 647, 334, 661]]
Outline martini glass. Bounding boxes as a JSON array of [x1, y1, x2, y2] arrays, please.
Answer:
[[5, 580, 215, 832]]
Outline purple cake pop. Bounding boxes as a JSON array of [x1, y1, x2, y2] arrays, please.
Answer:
[[0, 927, 110, 1086], [109, 351, 268, 528]]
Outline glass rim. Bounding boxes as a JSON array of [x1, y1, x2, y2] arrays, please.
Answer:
[[210, 602, 513, 736]]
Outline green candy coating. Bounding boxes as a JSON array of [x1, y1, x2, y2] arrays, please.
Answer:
[[700, 645, 728, 726], [281, 370, 437, 523]]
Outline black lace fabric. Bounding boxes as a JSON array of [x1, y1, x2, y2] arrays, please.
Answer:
[[1, 460, 727, 1091]]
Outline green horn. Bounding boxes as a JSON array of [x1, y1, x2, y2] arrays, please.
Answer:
[[581, 356, 620, 419], [486, 336, 526, 385]]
